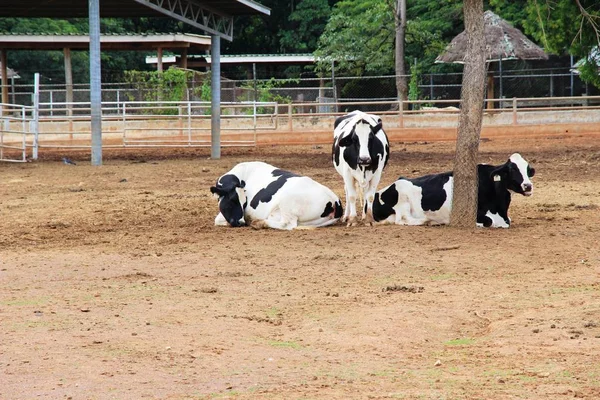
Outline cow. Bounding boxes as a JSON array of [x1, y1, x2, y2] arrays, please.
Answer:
[[372, 153, 535, 228], [332, 110, 390, 226], [210, 161, 343, 230]]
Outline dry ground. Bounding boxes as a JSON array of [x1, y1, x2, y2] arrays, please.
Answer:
[[1, 135, 600, 400]]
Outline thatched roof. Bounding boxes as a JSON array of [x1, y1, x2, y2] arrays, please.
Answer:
[[436, 10, 548, 64], [0, 63, 20, 79]]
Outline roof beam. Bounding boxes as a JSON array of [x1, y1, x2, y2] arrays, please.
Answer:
[[132, 0, 234, 41]]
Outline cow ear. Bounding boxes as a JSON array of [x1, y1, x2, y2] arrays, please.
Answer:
[[527, 166, 535, 177], [338, 133, 354, 147], [373, 121, 383, 134], [490, 164, 508, 182], [210, 186, 224, 198], [239, 180, 246, 189]]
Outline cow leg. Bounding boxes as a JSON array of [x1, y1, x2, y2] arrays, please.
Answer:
[[343, 175, 359, 226], [251, 207, 299, 231], [214, 212, 229, 227], [362, 180, 380, 226]]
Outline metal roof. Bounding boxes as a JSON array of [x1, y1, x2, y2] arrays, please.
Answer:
[[0, 0, 270, 17], [146, 54, 316, 65], [0, 33, 211, 51]]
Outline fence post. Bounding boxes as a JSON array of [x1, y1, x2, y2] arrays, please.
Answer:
[[187, 101, 192, 146], [288, 103, 293, 132], [399, 99, 404, 128], [32, 73, 40, 160], [512, 97, 517, 125]]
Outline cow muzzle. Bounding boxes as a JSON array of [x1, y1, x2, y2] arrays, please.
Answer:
[[522, 183, 533, 196], [229, 218, 245, 227], [358, 157, 372, 166]]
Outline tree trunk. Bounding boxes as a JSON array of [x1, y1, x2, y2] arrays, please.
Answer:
[[395, 0, 408, 102], [449, 0, 486, 228]]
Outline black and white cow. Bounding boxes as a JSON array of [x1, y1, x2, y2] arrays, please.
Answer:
[[332, 110, 389, 226], [372, 153, 535, 228], [210, 161, 343, 230]]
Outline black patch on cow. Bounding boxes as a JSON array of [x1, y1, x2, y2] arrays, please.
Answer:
[[334, 200, 343, 218], [250, 169, 298, 209], [384, 143, 390, 168], [215, 174, 242, 191], [332, 136, 341, 167], [321, 201, 334, 218], [407, 172, 452, 212], [373, 184, 399, 222], [334, 113, 356, 130], [476, 164, 511, 226]]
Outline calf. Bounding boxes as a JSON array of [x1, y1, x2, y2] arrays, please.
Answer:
[[373, 153, 535, 228], [332, 110, 389, 226], [210, 161, 343, 230]]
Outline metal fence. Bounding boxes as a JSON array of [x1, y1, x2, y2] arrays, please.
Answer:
[[0, 103, 36, 162], [6, 67, 596, 112]]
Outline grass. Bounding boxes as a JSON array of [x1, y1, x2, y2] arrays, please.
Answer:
[[267, 340, 302, 349], [444, 338, 475, 346]]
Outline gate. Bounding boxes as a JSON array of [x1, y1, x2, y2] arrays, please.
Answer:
[[0, 103, 37, 162]]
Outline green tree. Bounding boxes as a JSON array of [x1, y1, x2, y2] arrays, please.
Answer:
[[490, 0, 600, 87], [279, 0, 333, 53]]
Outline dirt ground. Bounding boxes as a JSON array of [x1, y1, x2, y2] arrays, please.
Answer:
[[1, 135, 600, 400]]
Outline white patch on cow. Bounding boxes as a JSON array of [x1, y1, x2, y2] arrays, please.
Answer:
[[493, 174, 501, 182], [485, 211, 510, 228], [509, 153, 533, 195], [235, 187, 247, 225], [355, 121, 372, 162]]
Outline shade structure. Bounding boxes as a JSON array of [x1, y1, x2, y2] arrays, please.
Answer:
[[436, 10, 548, 64], [436, 10, 548, 108]]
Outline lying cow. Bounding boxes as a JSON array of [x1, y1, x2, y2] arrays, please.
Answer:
[[210, 161, 343, 230], [373, 153, 535, 228], [332, 110, 389, 226]]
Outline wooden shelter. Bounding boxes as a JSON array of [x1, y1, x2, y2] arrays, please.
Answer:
[[436, 10, 548, 107]]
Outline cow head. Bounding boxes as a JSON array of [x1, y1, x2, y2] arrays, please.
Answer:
[[210, 175, 247, 227], [490, 153, 535, 196], [338, 118, 383, 166]]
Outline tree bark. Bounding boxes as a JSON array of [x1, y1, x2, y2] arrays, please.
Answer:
[[449, 0, 486, 228], [395, 0, 408, 102]]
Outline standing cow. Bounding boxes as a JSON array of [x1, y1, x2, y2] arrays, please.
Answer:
[[210, 161, 343, 230], [332, 110, 390, 226], [372, 153, 535, 228]]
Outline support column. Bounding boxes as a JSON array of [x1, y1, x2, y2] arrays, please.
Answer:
[[89, 0, 102, 166], [180, 48, 188, 69], [210, 35, 221, 159], [157, 47, 163, 72], [64, 48, 74, 135], [1, 49, 8, 111]]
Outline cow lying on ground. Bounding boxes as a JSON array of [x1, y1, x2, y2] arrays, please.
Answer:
[[332, 110, 389, 226], [372, 153, 535, 228], [210, 161, 343, 230]]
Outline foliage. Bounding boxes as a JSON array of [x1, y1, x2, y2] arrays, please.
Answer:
[[315, 0, 395, 75], [123, 68, 199, 114], [490, 0, 600, 87], [279, 0, 333, 53], [408, 64, 421, 101], [315, 0, 465, 76]]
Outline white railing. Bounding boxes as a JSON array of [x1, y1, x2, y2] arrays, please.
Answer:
[[0, 103, 37, 162]]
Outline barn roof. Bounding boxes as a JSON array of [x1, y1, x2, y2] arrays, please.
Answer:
[[0, 33, 211, 51], [0, 0, 269, 17], [436, 10, 548, 64]]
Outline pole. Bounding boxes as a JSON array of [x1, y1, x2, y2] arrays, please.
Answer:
[[252, 62, 257, 102], [32, 73, 40, 160], [499, 55, 503, 104], [331, 60, 337, 113], [210, 34, 221, 159], [89, 0, 102, 166], [570, 54, 574, 98]]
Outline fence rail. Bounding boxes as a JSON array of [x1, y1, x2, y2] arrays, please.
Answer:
[[2, 95, 600, 161]]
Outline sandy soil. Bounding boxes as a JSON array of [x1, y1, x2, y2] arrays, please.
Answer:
[[1, 135, 600, 400]]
